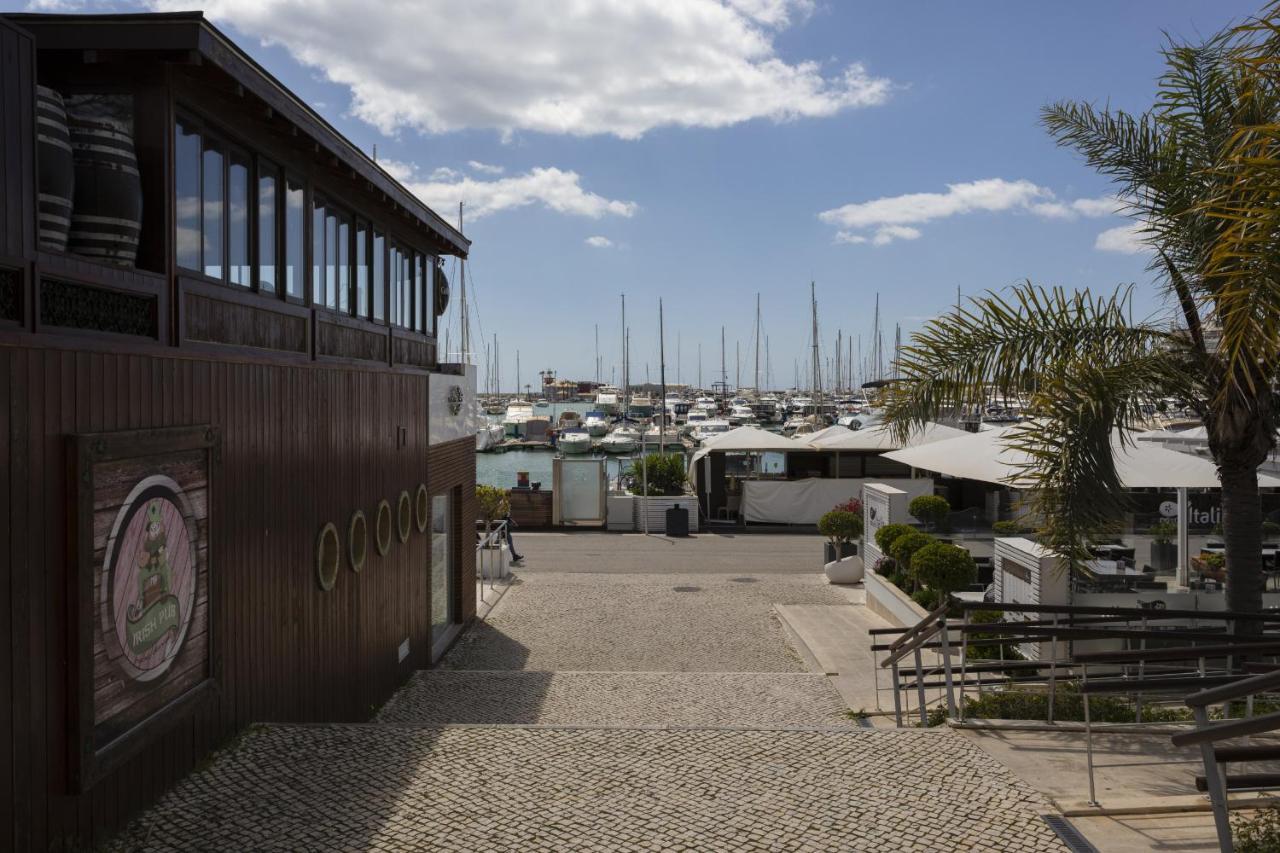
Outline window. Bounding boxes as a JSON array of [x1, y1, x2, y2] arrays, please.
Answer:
[[257, 165, 277, 293], [312, 199, 325, 306], [431, 492, 455, 641], [401, 251, 412, 329], [201, 140, 224, 279], [388, 244, 401, 327], [372, 230, 385, 321], [415, 254, 426, 332], [285, 177, 304, 299], [355, 220, 369, 318], [337, 215, 350, 314], [228, 151, 250, 286], [174, 120, 201, 271]]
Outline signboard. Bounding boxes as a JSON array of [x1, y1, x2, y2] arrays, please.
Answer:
[[72, 426, 218, 789], [1127, 491, 1280, 533]]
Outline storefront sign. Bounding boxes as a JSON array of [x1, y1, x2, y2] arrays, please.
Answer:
[[73, 426, 218, 789]]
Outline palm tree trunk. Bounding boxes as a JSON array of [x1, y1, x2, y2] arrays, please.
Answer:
[[1221, 464, 1264, 622]]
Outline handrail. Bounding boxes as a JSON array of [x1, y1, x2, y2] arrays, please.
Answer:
[[1184, 668, 1280, 709], [1075, 641, 1280, 664], [1171, 711, 1280, 747], [888, 601, 950, 652], [958, 600, 1280, 622]]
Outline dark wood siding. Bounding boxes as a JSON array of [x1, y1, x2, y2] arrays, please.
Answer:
[[3, 344, 474, 851]]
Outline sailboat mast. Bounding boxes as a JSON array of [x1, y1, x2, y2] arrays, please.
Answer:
[[720, 327, 726, 405], [754, 293, 761, 392], [458, 202, 469, 362], [516, 349, 521, 400], [810, 282, 822, 413], [659, 298, 667, 439], [594, 324, 600, 386]]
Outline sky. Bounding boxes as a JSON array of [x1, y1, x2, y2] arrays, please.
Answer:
[[17, 0, 1268, 391]]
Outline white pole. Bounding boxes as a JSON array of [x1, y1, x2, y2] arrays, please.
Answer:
[[1176, 487, 1189, 590]]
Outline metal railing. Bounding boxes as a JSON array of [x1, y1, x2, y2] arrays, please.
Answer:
[[475, 519, 509, 612]]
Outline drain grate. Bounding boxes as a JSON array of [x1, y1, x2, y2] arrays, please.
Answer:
[[672, 586, 702, 593], [1040, 815, 1098, 853], [855, 716, 874, 729], [728, 577, 759, 583]]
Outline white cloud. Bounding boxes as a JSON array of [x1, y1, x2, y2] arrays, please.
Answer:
[[375, 158, 418, 182], [820, 179, 1127, 245], [585, 236, 615, 248], [1095, 222, 1148, 255], [404, 166, 637, 221], [153, 0, 891, 139], [468, 160, 505, 175], [427, 166, 462, 181]]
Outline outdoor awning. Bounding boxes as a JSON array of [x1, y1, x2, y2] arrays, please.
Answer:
[[689, 426, 813, 466], [808, 421, 970, 451], [883, 426, 1280, 489]]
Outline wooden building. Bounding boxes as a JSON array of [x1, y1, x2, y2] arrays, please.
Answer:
[[0, 12, 478, 850]]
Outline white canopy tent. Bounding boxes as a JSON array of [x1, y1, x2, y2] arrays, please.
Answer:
[[809, 421, 970, 452], [883, 426, 1280, 489], [689, 426, 813, 466]]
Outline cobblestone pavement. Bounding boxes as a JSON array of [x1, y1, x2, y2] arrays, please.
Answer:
[[110, 724, 1066, 852], [378, 670, 859, 727], [443, 572, 849, 672]]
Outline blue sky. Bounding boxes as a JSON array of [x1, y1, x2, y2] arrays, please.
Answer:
[[19, 1, 1265, 390]]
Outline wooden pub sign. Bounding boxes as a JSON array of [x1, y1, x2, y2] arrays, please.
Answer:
[[71, 426, 220, 790]]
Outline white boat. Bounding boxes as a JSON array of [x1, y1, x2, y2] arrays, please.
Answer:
[[502, 401, 535, 437], [583, 411, 609, 437], [600, 426, 641, 454], [682, 410, 710, 435], [728, 404, 756, 426], [558, 429, 593, 454], [691, 419, 732, 444], [476, 422, 505, 451], [595, 386, 621, 415], [628, 393, 655, 418], [534, 399, 551, 409], [558, 410, 582, 429]]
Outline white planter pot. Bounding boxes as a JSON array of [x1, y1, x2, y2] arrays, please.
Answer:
[[480, 543, 510, 580], [824, 554, 864, 584]]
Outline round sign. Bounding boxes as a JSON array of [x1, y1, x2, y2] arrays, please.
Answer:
[[100, 475, 198, 682], [1159, 500, 1178, 518]]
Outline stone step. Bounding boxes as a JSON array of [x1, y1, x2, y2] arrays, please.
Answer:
[[376, 670, 859, 728]]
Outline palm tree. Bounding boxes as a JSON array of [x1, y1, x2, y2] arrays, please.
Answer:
[[883, 12, 1280, 617]]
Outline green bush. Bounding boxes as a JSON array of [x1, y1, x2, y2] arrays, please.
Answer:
[[992, 520, 1018, 535], [873, 523, 915, 554], [890, 531, 935, 590], [967, 610, 1025, 661], [961, 683, 1193, 724], [909, 494, 951, 530], [912, 542, 977, 597], [627, 453, 687, 496], [476, 484, 510, 524], [1148, 519, 1177, 544], [818, 509, 863, 546], [1235, 806, 1280, 853], [912, 588, 942, 611], [1264, 520, 1280, 538]]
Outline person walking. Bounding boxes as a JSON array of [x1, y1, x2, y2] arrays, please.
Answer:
[[504, 510, 524, 565]]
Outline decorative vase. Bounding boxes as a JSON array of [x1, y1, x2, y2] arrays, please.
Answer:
[[823, 541, 859, 565], [824, 555, 865, 584]]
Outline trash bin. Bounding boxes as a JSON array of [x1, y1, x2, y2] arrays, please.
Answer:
[[665, 506, 689, 537]]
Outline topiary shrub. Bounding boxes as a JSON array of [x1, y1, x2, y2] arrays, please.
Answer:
[[890, 530, 935, 590], [992, 520, 1018, 536], [874, 522, 915, 555], [1149, 519, 1177, 544], [833, 497, 863, 516], [909, 494, 951, 531], [818, 510, 863, 547], [627, 453, 687, 496], [911, 542, 977, 597]]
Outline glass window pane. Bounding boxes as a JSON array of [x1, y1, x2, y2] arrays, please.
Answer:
[[285, 178, 304, 299], [313, 200, 325, 306], [372, 231, 385, 321], [415, 254, 426, 332], [431, 493, 454, 639], [402, 254, 412, 330], [174, 120, 201, 271], [337, 215, 350, 314], [355, 221, 368, 318], [228, 152, 250, 286], [201, 141, 224, 279], [389, 245, 400, 327], [325, 211, 338, 310], [258, 168, 277, 293]]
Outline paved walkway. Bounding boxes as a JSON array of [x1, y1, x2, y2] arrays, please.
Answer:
[[109, 534, 1068, 852]]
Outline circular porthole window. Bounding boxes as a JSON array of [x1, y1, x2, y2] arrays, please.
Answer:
[[316, 523, 340, 591], [375, 499, 393, 556], [349, 510, 368, 572], [397, 490, 412, 543], [415, 484, 429, 533]]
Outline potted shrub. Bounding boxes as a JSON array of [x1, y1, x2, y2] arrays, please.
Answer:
[[909, 494, 952, 532], [476, 484, 511, 579], [820, 509, 864, 583], [1148, 519, 1177, 572], [626, 453, 687, 496], [873, 522, 915, 557]]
